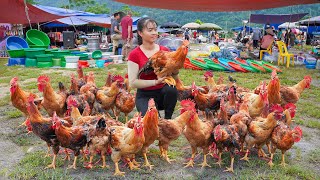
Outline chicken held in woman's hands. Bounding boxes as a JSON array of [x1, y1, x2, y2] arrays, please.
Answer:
[[37, 75, 68, 117], [139, 40, 189, 86], [158, 99, 197, 163]]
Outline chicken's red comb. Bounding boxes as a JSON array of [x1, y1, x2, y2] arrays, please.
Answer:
[[304, 75, 312, 88], [27, 95, 35, 103], [191, 82, 196, 89], [271, 69, 277, 78], [181, 99, 196, 108], [125, 74, 128, 78], [67, 96, 77, 107], [293, 126, 303, 142], [112, 75, 124, 82], [270, 104, 283, 113], [38, 75, 50, 82], [148, 98, 155, 107], [10, 77, 18, 85], [204, 71, 213, 77], [284, 103, 296, 111]]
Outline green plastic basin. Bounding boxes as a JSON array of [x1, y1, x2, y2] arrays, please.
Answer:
[[7, 49, 25, 58], [92, 50, 102, 59], [52, 58, 61, 66], [37, 61, 52, 68], [45, 49, 59, 54], [51, 50, 71, 58], [29, 44, 48, 49], [26, 29, 50, 46], [35, 54, 54, 62], [24, 48, 46, 58], [25, 58, 37, 67]]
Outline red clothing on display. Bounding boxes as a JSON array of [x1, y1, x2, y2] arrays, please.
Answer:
[[121, 15, 133, 40], [128, 46, 169, 90]]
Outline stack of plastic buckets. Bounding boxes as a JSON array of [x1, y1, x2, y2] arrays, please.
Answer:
[[6, 36, 28, 66]]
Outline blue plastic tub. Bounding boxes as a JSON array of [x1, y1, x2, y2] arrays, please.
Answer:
[[306, 64, 316, 69], [71, 51, 85, 55], [6, 36, 29, 50], [7, 58, 26, 66], [95, 60, 105, 68]]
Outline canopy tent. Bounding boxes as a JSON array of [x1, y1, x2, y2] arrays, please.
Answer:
[[198, 23, 222, 30], [299, 16, 320, 26], [35, 5, 95, 16], [278, 22, 307, 29], [182, 23, 200, 29], [249, 13, 308, 24], [160, 22, 181, 29], [114, 0, 319, 12], [231, 26, 253, 32], [0, 0, 64, 24]]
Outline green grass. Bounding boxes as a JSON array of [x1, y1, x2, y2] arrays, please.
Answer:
[[1, 60, 320, 179], [5, 110, 23, 118]]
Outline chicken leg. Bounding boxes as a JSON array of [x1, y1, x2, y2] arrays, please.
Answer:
[[142, 153, 154, 169], [101, 155, 109, 168], [44, 145, 52, 157], [184, 147, 196, 168], [86, 155, 95, 169], [215, 151, 223, 167], [45, 154, 57, 169], [114, 162, 125, 176], [68, 156, 78, 169], [224, 157, 235, 173], [240, 149, 250, 161], [126, 158, 140, 170], [280, 152, 287, 167], [164, 76, 176, 87], [268, 153, 274, 167], [164, 149, 175, 164], [198, 154, 211, 168]]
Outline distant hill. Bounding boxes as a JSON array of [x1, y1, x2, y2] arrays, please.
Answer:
[[35, 0, 320, 29]]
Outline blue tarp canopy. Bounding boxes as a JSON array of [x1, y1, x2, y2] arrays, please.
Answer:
[[231, 26, 253, 32], [35, 5, 95, 16]]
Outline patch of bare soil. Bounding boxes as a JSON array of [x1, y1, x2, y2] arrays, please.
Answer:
[[0, 84, 9, 99]]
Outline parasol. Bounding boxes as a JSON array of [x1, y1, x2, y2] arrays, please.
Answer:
[[198, 23, 222, 30], [182, 22, 200, 29]]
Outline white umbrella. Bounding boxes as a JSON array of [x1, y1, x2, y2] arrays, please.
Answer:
[[198, 23, 222, 30], [278, 22, 307, 29], [182, 22, 200, 29]]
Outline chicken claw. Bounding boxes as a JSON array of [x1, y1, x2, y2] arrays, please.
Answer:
[[224, 167, 234, 173], [128, 162, 140, 170], [184, 159, 195, 168], [198, 154, 211, 168], [164, 76, 176, 87], [132, 159, 141, 167], [143, 153, 154, 170], [45, 154, 57, 169]]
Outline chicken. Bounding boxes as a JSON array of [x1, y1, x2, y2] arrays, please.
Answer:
[[240, 106, 283, 161], [124, 73, 130, 92], [191, 82, 221, 120], [109, 113, 145, 176], [158, 99, 196, 163], [267, 70, 282, 105], [203, 71, 227, 92], [115, 88, 135, 123], [211, 124, 240, 173], [280, 76, 312, 105], [76, 64, 86, 90], [225, 86, 238, 118], [229, 99, 251, 152], [139, 40, 189, 86], [37, 75, 68, 117], [52, 112, 93, 169], [80, 71, 96, 94], [10, 77, 41, 126], [26, 95, 60, 169], [176, 77, 208, 101], [86, 118, 111, 169], [270, 103, 296, 127], [96, 75, 123, 117], [242, 81, 269, 118], [268, 124, 302, 167], [183, 103, 215, 168], [214, 98, 229, 126]]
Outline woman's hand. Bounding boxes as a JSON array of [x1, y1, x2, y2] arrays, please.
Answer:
[[155, 77, 165, 85]]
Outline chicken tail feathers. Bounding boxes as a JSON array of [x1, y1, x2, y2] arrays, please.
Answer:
[[58, 82, 66, 92], [138, 61, 154, 77]]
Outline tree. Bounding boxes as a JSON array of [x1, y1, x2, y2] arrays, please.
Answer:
[[26, 0, 37, 4], [61, 0, 109, 14], [119, 5, 140, 16], [195, 19, 203, 25], [85, 4, 110, 14]]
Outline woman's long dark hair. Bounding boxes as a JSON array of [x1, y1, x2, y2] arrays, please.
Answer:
[[137, 17, 157, 45]]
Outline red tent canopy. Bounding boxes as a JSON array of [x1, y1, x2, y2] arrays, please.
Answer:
[[0, 0, 64, 24], [114, 0, 319, 12]]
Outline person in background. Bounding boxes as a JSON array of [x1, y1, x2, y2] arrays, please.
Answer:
[[259, 28, 274, 59], [127, 17, 178, 119], [121, 11, 133, 61], [289, 29, 296, 47], [214, 32, 219, 45], [111, 12, 122, 55], [193, 30, 197, 40], [176, 30, 184, 38], [284, 29, 290, 46], [184, 28, 190, 40], [252, 28, 262, 49]]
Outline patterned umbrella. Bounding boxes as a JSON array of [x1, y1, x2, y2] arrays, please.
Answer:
[[182, 22, 200, 29]]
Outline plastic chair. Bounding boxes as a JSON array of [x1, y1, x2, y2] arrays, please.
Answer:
[[276, 41, 294, 68], [259, 41, 273, 60]]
